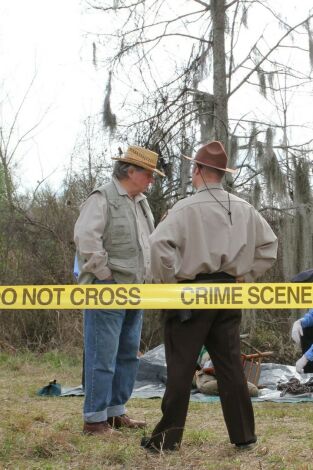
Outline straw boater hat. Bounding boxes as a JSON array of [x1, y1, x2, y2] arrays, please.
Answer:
[[183, 141, 236, 174], [112, 146, 165, 177]]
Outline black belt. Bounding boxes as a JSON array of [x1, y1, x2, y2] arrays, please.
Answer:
[[171, 272, 236, 323], [179, 272, 235, 283]]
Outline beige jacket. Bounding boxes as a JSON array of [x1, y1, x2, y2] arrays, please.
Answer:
[[149, 183, 278, 283], [74, 177, 153, 284]]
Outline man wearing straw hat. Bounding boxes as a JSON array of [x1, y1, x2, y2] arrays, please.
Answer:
[[142, 141, 277, 452], [74, 146, 164, 436]]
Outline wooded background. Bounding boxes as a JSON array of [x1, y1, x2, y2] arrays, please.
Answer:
[[0, 0, 312, 362]]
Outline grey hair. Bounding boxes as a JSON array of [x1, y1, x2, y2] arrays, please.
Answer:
[[113, 161, 147, 180]]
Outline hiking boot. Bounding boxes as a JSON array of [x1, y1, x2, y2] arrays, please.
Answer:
[[140, 436, 161, 453], [83, 421, 121, 436], [107, 414, 146, 429], [141, 436, 180, 452], [235, 437, 257, 450]]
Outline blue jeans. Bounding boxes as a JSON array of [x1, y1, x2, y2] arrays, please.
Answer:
[[83, 280, 143, 423]]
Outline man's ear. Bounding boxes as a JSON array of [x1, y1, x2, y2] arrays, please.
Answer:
[[127, 166, 136, 178], [194, 165, 200, 175]]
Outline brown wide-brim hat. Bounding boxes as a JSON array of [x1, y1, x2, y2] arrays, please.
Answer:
[[112, 146, 165, 177], [183, 141, 236, 174]]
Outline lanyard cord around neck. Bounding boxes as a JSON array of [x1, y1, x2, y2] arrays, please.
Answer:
[[199, 171, 233, 225]]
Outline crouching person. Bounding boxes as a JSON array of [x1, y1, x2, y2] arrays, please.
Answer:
[[292, 309, 313, 374]]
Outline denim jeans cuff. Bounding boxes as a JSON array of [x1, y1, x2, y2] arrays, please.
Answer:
[[107, 404, 125, 418], [84, 410, 107, 423]]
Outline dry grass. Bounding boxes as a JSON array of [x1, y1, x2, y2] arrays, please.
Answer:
[[0, 351, 313, 469]]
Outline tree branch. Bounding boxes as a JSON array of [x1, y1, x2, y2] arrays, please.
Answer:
[[193, 0, 210, 10], [225, 0, 239, 9], [117, 33, 212, 58], [121, 9, 207, 36], [86, 0, 145, 12], [230, 13, 313, 96]]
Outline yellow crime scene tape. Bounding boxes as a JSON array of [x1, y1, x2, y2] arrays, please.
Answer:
[[0, 283, 312, 310]]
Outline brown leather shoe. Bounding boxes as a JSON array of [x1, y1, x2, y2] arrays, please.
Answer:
[[83, 421, 121, 436], [107, 414, 146, 429]]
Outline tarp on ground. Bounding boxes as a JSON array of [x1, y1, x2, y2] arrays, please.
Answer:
[[58, 344, 313, 402], [130, 344, 313, 403]]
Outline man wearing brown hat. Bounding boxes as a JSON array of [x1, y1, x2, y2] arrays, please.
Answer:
[[74, 146, 164, 436], [142, 141, 277, 451]]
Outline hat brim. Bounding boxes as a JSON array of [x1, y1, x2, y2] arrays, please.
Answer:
[[112, 156, 165, 177], [182, 154, 237, 174]]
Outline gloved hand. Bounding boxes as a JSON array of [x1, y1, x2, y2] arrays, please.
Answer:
[[295, 354, 308, 374], [291, 319, 303, 345]]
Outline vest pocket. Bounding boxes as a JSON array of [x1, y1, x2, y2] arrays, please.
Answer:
[[108, 257, 137, 269], [111, 220, 132, 245]]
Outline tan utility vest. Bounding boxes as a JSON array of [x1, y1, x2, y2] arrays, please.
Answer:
[[79, 181, 154, 284]]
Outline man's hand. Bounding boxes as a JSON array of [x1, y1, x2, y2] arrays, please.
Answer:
[[236, 276, 245, 283], [291, 319, 303, 345], [295, 354, 308, 374]]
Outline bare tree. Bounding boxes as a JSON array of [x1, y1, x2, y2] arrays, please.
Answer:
[[84, 0, 313, 357], [88, 1, 313, 194]]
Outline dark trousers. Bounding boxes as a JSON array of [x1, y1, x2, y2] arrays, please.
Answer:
[[149, 307, 256, 449], [301, 326, 313, 373]]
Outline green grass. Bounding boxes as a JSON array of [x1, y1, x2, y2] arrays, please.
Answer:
[[1, 350, 313, 469]]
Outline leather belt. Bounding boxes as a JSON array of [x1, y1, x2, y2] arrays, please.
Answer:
[[179, 272, 235, 283]]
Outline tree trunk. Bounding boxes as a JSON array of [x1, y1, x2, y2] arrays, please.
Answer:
[[211, 0, 229, 151]]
